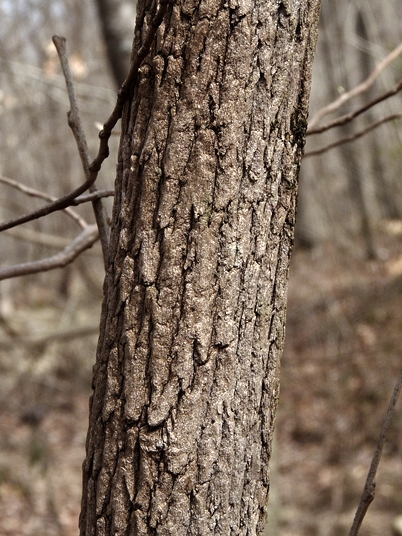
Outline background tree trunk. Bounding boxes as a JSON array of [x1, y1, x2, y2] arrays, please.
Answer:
[[94, 0, 136, 87], [80, 0, 320, 534]]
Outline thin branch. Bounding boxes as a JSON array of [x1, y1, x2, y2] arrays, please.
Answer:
[[95, 122, 120, 136], [0, 176, 113, 212], [307, 78, 402, 136], [93, 0, 170, 172], [0, 225, 99, 281], [0, 0, 170, 237], [4, 227, 78, 249], [0, 58, 115, 109], [52, 36, 91, 179], [73, 190, 114, 205], [348, 368, 402, 536], [304, 113, 402, 158], [52, 35, 110, 269], [309, 42, 402, 129], [0, 175, 87, 228], [3, 227, 102, 258], [0, 168, 99, 233]]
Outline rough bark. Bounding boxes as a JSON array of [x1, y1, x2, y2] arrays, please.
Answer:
[[80, 0, 320, 535]]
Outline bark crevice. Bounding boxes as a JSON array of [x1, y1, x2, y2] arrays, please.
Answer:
[[80, 0, 321, 534]]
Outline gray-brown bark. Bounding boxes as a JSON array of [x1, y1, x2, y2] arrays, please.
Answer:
[[80, 0, 320, 534]]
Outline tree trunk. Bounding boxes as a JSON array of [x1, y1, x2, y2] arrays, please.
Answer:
[[80, 0, 320, 534]]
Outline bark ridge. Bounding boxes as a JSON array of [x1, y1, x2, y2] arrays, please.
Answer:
[[80, 0, 320, 534]]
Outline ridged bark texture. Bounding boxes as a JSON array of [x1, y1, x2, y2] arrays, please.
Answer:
[[80, 0, 320, 534]]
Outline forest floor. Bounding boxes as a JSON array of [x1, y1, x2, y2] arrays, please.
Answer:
[[275, 226, 402, 536], [0, 228, 401, 536]]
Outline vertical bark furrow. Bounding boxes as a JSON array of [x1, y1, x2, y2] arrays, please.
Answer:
[[80, 0, 320, 535]]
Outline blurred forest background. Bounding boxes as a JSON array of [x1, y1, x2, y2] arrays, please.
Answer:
[[0, 0, 402, 535]]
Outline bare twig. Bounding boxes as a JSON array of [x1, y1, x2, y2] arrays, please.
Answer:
[[52, 35, 110, 269], [0, 176, 113, 212], [307, 78, 402, 136], [4, 227, 78, 249], [0, 225, 99, 281], [0, 175, 87, 228], [348, 368, 402, 536], [0, 169, 99, 233], [93, 0, 170, 170], [0, 177, 111, 263], [0, 0, 170, 239], [95, 122, 120, 136], [3, 227, 102, 258], [309, 42, 402, 129], [73, 190, 114, 205], [304, 113, 402, 158], [0, 58, 115, 110]]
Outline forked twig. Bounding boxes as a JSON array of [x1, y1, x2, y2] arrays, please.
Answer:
[[307, 78, 402, 136], [93, 0, 170, 167], [0, 0, 170, 239], [304, 113, 402, 158], [0, 165, 99, 233], [348, 368, 402, 536], [309, 42, 402, 129], [0, 175, 87, 228], [0, 0, 169, 280], [73, 190, 114, 205], [0, 225, 99, 281], [52, 35, 110, 269], [0, 178, 110, 280]]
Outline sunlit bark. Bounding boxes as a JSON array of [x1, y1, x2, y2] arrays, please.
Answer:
[[80, 1, 320, 534]]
